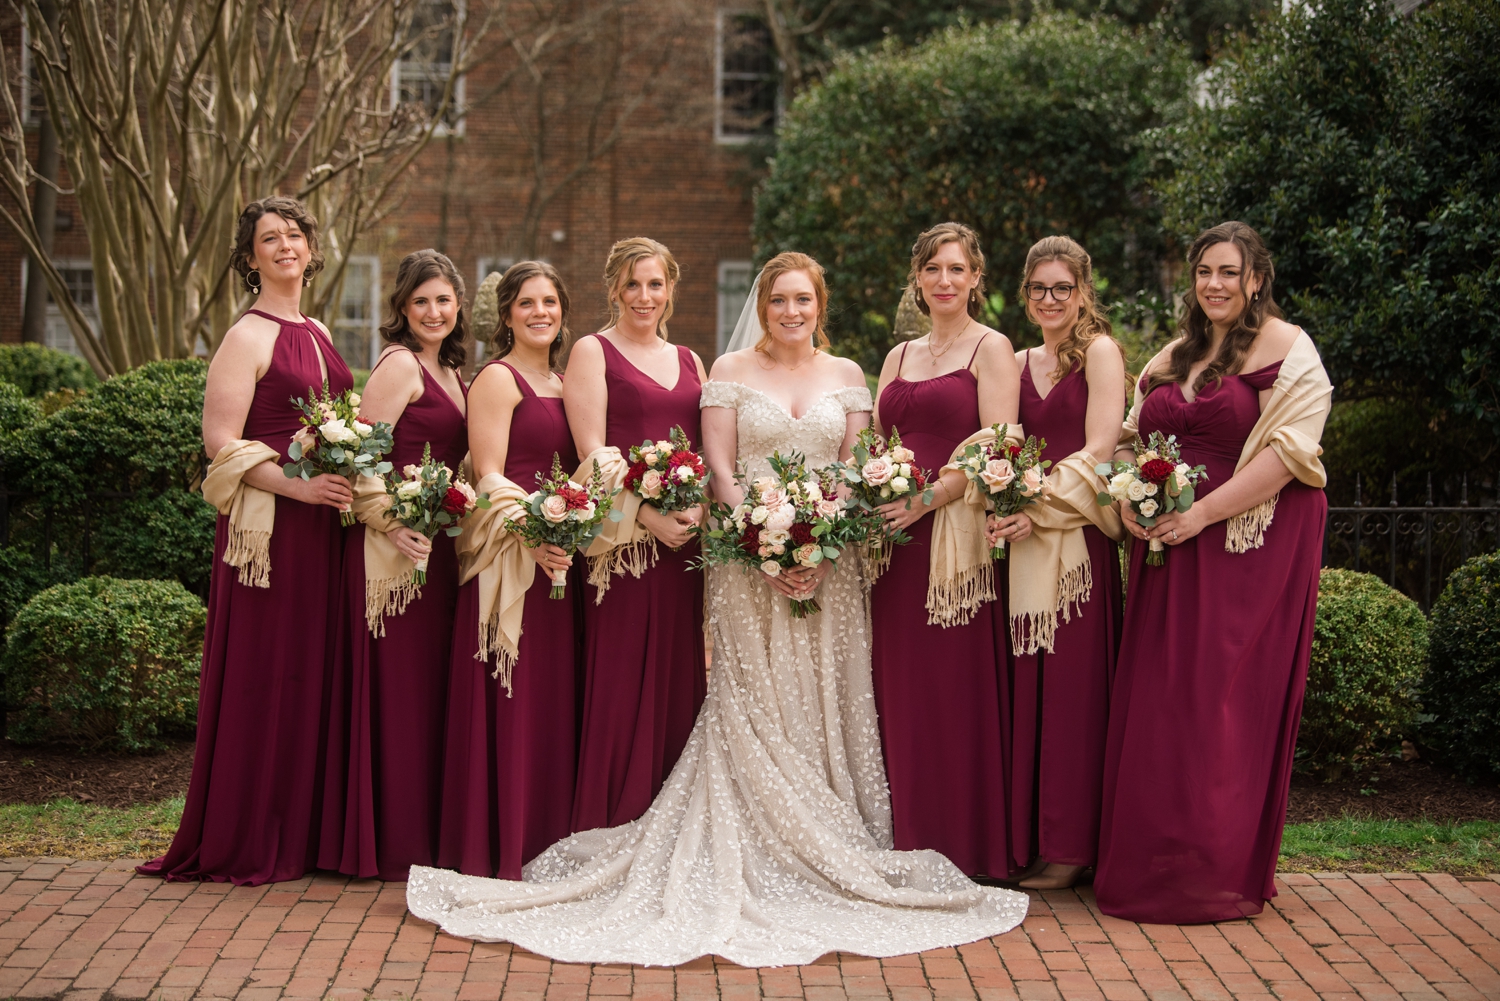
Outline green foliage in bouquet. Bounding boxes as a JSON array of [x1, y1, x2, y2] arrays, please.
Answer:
[[0, 344, 98, 398], [1298, 569, 1427, 781], [4, 577, 204, 752], [1421, 552, 1500, 780], [504, 455, 618, 598]]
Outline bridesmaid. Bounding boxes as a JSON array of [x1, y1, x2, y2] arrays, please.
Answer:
[[1004, 236, 1126, 890], [437, 261, 582, 878], [1095, 221, 1330, 922], [565, 237, 709, 831], [320, 249, 469, 880], [141, 196, 353, 884], [869, 222, 1024, 878]]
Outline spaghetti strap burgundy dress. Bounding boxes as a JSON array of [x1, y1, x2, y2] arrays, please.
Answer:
[[319, 353, 468, 880], [139, 310, 352, 885], [571, 335, 707, 832], [1009, 355, 1122, 872], [437, 360, 584, 879], [1094, 361, 1326, 923], [868, 340, 1013, 878]]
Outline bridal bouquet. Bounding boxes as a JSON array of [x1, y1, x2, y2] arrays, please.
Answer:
[[504, 455, 618, 598], [696, 452, 865, 618], [384, 443, 486, 584], [625, 426, 707, 515], [284, 383, 395, 525], [956, 423, 1050, 560], [837, 427, 932, 561], [1095, 431, 1208, 566]]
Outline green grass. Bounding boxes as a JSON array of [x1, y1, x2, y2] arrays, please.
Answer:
[[1279, 817, 1500, 877], [0, 797, 184, 860]]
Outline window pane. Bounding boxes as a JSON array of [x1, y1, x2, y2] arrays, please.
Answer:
[[718, 13, 777, 140], [717, 262, 754, 354], [334, 260, 376, 369]]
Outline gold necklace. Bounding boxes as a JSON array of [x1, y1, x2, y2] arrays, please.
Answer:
[[927, 320, 971, 361], [507, 359, 555, 382], [776, 347, 819, 372]]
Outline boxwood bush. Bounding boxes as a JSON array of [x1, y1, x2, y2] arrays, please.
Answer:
[[3, 577, 203, 751], [1422, 552, 1500, 780], [0, 343, 98, 397], [1298, 568, 1427, 780]]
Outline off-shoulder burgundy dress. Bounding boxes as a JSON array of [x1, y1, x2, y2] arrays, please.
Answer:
[[571, 335, 707, 832], [1094, 361, 1325, 923], [437, 360, 584, 879], [869, 339, 1013, 878], [139, 310, 352, 885], [1009, 353, 1123, 872], [319, 351, 468, 880]]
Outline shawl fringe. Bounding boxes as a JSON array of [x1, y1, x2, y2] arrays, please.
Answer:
[[587, 535, 660, 602], [1009, 554, 1093, 656], [1225, 493, 1279, 553], [222, 527, 271, 589], [477, 612, 519, 697], [925, 562, 996, 628], [365, 574, 423, 637]]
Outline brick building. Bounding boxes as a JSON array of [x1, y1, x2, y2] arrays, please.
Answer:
[[0, 2, 781, 369]]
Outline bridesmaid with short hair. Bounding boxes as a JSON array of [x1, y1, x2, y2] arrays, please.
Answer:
[[320, 249, 470, 881], [1095, 221, 1331, 922], [1003, 236, 1127, 890], [565, 237, 709, 831], [141, 196, 353, 884], [869, 222, 1024, 878], [437, 261, 583, 879]]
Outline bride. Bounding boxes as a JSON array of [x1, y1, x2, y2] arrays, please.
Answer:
[[406, 252, 1028, 967]]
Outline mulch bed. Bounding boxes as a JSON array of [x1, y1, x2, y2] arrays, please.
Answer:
[[3, 732, 1498, 822]]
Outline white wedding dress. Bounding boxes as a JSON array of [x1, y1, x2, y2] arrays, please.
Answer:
[[406, 382, 1028, 967]]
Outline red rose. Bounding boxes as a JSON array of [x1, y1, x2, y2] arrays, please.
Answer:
[[790, 522, 815, 546], [1007, 444, 1022, 458], [913, 468, 928, 489], [441, 487, 469, 515], [1140, 458, 1174, 484], [739, 525, 761, 554], [624, 460, 648, 490]]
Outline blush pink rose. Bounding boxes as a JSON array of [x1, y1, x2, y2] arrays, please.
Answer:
[[639, 469, 664, 499], [540, 494, 570, 523], [862, 456, 894, 485], [980, 457, 1015, 491]]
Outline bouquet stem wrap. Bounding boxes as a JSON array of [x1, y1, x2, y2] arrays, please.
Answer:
[[576, 446, 657, 602], [926, 425, 1022, 627], [201, 440, 280, 588], [352, 474, 420, 637], [1122, 330, 1331, 554], [455, 472, 533, 695], [1008, 453, 1125, 655]]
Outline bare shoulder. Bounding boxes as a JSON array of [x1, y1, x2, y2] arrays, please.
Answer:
[[688, 348, 709, 380], [568, 333, 605, 366], [212, 312, 280, 370], [824, 352, 867, 388], [708, 348, 755, 383], [1260, 317, 1302, 354], [975, 326, 1015, 356], [1086, 335, 1127, 368], [307, 316, 334, 339], [469, 358, 519, 400], [374, 346, 422, 377]]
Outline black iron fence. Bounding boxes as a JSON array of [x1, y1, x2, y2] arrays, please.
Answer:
[[1323, 473, 1499, 612]]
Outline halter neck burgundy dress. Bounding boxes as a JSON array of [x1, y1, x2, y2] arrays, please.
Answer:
[[869, 339, 1013, 878], [1010, 351, 1123, 873], [319, 351, 468, 881], [437, 360, 583, 879], [572, 335, 707, 832], [1094, 361, 1325, 923], [139, 310, 352, 885]]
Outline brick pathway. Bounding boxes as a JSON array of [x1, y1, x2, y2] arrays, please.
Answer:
[[2, 860, 1498, 1001]]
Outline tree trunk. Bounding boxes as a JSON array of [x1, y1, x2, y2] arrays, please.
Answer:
[[20, 0, 61, 346]]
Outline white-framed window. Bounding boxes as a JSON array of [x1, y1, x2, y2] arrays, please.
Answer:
[[19, 22, 46, 124], [714, 9, 778, 144], [391, 0, 466, 136], [332, 256, 381, 370], [717, 260, 754, 355], [476, 256, 514, 287], [20, 258, 98, 356]]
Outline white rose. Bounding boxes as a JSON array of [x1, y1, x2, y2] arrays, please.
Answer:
[[1139, 498, 1159, 518], [862, 456, 894, 485], [1175, 463, 1190, 474], [318, 418, 356, 444], [750, 505, 769, 525], [403, 464, 422, 479], [1126, 480, 1148, 502], [890, 446, 915, 464], [353, 420, 373, 437], [656, 439, 673, 453], [1109, 471, 1134, 500], [540, 494, 570, 523], [348, 392, 362, 407], [764, 504, 796, 533], [397, 479, 423, 498], [897, 463, 912, 479], [816, 498, 841, 520], [1174, 472, 1191, 491], [890, 476, 909, 493], [639, 469, 664, 499], [980, 458, 1015, 492], [761, 528, 790, 549], [804, 479, 823, 502], [760, 560, 781, 577], [675, 465, 695, 482], [571, 500, 597, 521], [641, 449, 660, 468], [1143, 482, 1158, 497]]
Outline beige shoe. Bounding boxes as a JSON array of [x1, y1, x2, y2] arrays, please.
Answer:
[[1018, 863, 1086, 890]]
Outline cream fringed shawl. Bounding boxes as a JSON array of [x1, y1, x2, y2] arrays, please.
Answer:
[[575, 446, 655, 602], [925, 425, 1021, 627], [1007, 453, 1125, 655], [1122, 329, 1332, 553], [350, 475, 420, 636], [200, 440, 280, 588], [454, 472, 534, 695]]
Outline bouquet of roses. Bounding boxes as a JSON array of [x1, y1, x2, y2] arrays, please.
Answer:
[[625, 425, 708, 518], [696, 452, 869, 618], [836, 426, 932, 568], [956, 423, 1050, 560], [504, 454, 618, 598], [284, 382, 395, 525], [384, 443, 487, 584], [1094, 431, 1208, 566]]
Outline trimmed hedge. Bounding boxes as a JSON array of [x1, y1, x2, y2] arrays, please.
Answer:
[[1422, 552, 1500, 780], [1298, 569, 1427, 780], [3, 577, 203, 752], [0, 344, 98, 397]]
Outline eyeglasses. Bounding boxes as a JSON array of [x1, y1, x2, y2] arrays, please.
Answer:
[[1023, 283, 1076, 302]]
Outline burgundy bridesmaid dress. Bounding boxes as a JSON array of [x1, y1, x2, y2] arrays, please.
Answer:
[[1094, 362, 1326, 923], [1009, 352, 1122, 872], [139, 310, 352, 885], [571, 335, 707, 831], [319, 352, 468, 880], [869, 339, 1013, 878], [437, 360, 583, 879]]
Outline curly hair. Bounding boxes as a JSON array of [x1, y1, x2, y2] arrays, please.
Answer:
[[229, 196, 326, 293], [377, 249, 468, 371], [603, 237, 680, 340], [753, 252, 832, 354], [906, 222, 986, 320], [1019, 235, 1118, 383], [490, 261, 571, 370]]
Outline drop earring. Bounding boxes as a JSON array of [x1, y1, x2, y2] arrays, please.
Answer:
[[246, 270, 261, 296], [302, 265, 314, 288]]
